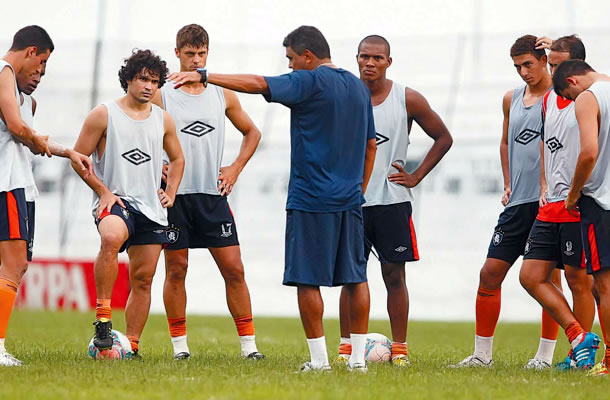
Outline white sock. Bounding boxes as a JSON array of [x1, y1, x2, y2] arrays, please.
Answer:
[[535, 338, 556, 364], [240, 335, 258, 356], [306, 336, 329, 367], [0, 338, 5, 353], [473, 335, 493, 362], [340, 337, 351, 345], [570, 332, 585, 350], [349, 333, 367, 366], [171, 335, 189, 355]]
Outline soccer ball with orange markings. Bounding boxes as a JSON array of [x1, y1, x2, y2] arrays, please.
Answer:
[[87, 330, 132, 360], [365, 333, 392, 363]]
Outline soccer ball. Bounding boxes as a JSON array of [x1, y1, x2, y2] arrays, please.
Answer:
[[365, 333, 392, 363], [87, 330, 132, 360]]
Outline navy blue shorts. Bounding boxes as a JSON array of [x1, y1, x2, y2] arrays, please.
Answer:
[[26, 201, 35, 261], [523, 219, 584, 269], [0, 188, 28, 243], [95, 200, 168, 252], [283, 207, 367, 287], [578, 195, 610, 274], [363, 201, 419, 263], [487, 201, 539, 264], [166, 194, 239, 250]]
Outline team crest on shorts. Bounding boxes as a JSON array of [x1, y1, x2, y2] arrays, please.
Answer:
[[220, 223, 233, 238], [564, 241, 575, 256], [166, 225, 180, 243], [492, 229, 504, 246], [121, 207, 130, 219], [524, 238, 533, 255]]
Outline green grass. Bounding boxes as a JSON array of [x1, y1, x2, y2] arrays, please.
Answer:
[[0, 311, 607, 399]]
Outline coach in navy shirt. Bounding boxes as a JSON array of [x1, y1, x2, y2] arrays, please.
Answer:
[[168, 26, 377, 372]]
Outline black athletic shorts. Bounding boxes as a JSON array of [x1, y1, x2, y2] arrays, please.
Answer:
[[0, 188, 28, 243], [166, 194, 239, 250], [579, 195, 610, 274], [26, 201, 35, 261], [487, 201, 539, 264], [523, 219, 584, 269], [95, 199, 168, 252], [362, 201, 419, 263]]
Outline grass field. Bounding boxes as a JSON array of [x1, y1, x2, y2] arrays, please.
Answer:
[[0, 311, 607, 399]]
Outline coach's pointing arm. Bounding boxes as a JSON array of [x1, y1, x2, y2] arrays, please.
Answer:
[[168, 71, 269, 95]]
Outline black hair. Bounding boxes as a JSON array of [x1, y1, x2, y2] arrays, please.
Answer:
[[282, 26, 331, 59], [118, 49, 168, 92], [10, 25, 54, 54], [552, 59, 595, 95], [510, 34, 545, 60], [358, 35, 390, 57], [550, 35, 586, 61], [176, 24, 209, 50]]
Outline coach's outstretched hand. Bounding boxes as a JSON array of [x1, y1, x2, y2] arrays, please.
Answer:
[[388, 162, 420, 188], [168, 71, 201, 89]]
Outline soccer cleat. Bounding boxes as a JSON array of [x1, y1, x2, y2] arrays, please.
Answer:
[[0, 352, 23, 367], [174, 352, 190, 360], [524, 357, 551, 370], [554, 350, 576, 371], [334, 354, 349, 364], [299, 361, 331, 372], [347, 361, 368, 373], [128, 350, 143, 361], [572, 332, 600, 370], [245, 351, 265, 360], [93, 318, 113, 350], [448, 354, 493, 368], [391, 354, 410, 367], [586, 361, 608, 377]]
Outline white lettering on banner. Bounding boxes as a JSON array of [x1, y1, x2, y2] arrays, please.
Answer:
[[67, 265, 89, 311], [47, 264, 67, 311], [23, 265, 45, 308]]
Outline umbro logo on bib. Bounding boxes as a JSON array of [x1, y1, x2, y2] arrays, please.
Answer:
[[546, 137, 564, 153], [122, 148, 151, 165], [515, 129, 540, 145], [181, 121, 215, 137], [375, 133, 389, 146]]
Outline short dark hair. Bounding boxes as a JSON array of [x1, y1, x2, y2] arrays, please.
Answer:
[[282, 26, 331, 59], [176, 24, 209, 50], [510, 35, 545, 60], [552, 59, 595, 94], [10, 25, 54, 54], [358, 35, 391, 57], [550, 35, 586, 61], [118, 49, 168, 93]]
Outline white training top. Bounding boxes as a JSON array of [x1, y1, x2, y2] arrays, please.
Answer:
[[364, 81, 414, 207], [0, 60, 36, 193], [583, 81, 610, 210], [20, 93, 39, 202], [543, 90, 579, 203], [92, 101, 167, 225], [161, 84, 226, 195]]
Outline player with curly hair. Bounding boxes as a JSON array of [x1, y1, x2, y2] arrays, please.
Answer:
[[72, 49, 184, 359]]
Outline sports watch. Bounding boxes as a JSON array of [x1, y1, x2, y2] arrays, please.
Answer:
[[196, 68, 208, 86]]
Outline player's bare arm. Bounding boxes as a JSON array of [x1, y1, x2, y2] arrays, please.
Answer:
[[500, 90, 513, 206], [539, 140, 548, 207], [72, 104, 125, 216], [218, 88, 262, 196], [388, 88, 452, 188], [566, 91, 600, 214], [362, 138, 377, 194], [168, 71, 269, 95], [159, 111, 184, 208], [0, 67, 50, 156]]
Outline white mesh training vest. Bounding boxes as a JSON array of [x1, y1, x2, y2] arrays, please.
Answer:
[[364, 82, 414, 207], [92, 101, 167, 225], [583, 81, 610, 210], [0, 60, 36, 193], [543, 91, 579, 203], [161, 84, 226, 195], [20, 94, 39, 202]]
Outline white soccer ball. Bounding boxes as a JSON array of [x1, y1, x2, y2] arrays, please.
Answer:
[[87, 330, 132, 360], [365, 333, 392, 363]]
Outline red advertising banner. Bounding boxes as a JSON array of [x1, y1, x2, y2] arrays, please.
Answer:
[[15, 258, 130, 311]]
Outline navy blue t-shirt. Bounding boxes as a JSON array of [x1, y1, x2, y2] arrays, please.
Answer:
[[264, 67, 376, 212]]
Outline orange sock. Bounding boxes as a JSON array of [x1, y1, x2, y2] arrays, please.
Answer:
[[338, 342, 352, 355], [0, 278, 19, 339], [168, 316, 186, 338], [127, 335, 139, 353], [234, 314, 255, 336], [564, 320, 585, 344], [541, 308, 560, 340], [95, 298, 111, 321], [475, 287, 501, 337], [391, 342, 408, 358]]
